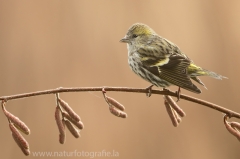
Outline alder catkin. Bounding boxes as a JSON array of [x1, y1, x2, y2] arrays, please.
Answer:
[[58, 98, 81, 122], [9, 123, 30, 153], [64, 119, 80, 138], [62, 112, 84, 130], [106, 96, 125, 111], [164, 100, 178, 127], [109, 106, 127, 118], [164, 95, 186, 117], [3, 107, 30, 135], [55, 107, 65, 136]]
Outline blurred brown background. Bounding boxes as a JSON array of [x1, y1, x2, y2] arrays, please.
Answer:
[[0, 0, 240, 158]]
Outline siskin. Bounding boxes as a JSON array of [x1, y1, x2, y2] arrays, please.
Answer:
[[120, 23, 227, 94]]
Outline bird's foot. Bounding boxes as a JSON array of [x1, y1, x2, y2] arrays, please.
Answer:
[[145, 85, 154, 97]]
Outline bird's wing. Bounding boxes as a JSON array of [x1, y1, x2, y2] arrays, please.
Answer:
[[191, 76, 207, 89], [138, 40, 201, 94]]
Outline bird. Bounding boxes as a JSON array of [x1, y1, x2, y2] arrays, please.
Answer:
[[120, 23, 227, 97]]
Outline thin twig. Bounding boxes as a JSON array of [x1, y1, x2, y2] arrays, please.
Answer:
[[0, 86, 239, 119]]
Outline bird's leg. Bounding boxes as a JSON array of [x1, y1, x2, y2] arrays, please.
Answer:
[[145, 85, 154, 97], [176, 87, 181, 102]]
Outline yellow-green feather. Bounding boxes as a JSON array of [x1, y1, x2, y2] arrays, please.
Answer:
[[188, 63, 227, 79], [187, 63, 207, 76], [130, 23, 155, 36]]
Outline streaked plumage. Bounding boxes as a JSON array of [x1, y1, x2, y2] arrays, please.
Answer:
[[120, 23, 227, 94]]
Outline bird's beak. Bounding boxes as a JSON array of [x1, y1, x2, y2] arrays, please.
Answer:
[[120, 36, 130, 43]]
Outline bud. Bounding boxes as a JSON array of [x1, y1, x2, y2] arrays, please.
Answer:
[[11, 133, 30, 156], [55, 107, 65, 136], [59, 133, 66, 144], [230, 122, 240, 131], [9, 123, 30, 150], [164, 100, 178, 127], [164, 95, 186, 117], [173, 109, 182, 123], [58, 98, 81, 122], [225, 122, 240, 141], [3, 107, 30, 135], [109, 106, 127, 118], [106, 96, 125, 111], [64, 119, 80, 138], [224, 115, 240, 141], [62, 112, 84, 130]]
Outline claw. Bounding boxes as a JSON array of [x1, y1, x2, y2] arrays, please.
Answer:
[[176, 87, 181, 102], [146, 85, 154, 97]]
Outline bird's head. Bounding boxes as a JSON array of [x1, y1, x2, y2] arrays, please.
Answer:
[[120, 23, 156, 44]]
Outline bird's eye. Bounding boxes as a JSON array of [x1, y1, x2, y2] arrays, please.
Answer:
[[132, 34, 138, 38]]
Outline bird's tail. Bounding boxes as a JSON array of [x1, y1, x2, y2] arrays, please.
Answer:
[[201, 69, 227, 80], [188, 63, 227, 80]]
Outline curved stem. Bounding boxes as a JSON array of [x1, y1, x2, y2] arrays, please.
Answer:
[[0, 86, 239, 119]]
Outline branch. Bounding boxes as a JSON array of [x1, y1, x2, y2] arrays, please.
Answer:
[[2, 86, 240, 155], [1, 86, 240, 119]]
